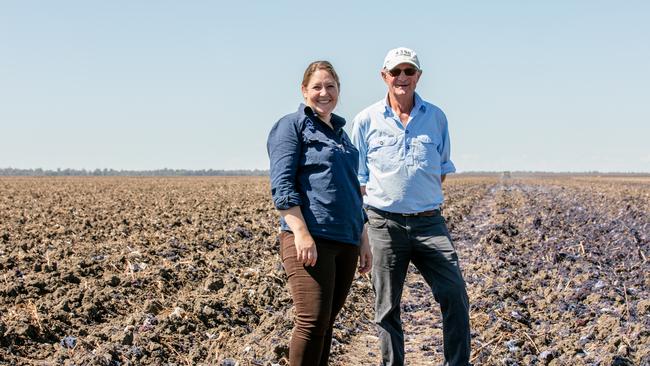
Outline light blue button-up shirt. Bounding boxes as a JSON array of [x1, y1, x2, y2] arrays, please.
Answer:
[[350, 93, 455, 213]]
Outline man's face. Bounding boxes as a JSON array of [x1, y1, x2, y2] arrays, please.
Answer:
[[382, 63, 421, 98]]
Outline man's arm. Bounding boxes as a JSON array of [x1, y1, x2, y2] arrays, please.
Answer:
[[350, 114, 370, 187], [438, 110, 456, 177]]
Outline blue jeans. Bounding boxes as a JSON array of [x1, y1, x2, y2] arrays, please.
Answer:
[[367, 208, 471, 366]]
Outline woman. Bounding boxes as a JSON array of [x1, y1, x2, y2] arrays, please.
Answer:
[[267, 60, 372, 366]]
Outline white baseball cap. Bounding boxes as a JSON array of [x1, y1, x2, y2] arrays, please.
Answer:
[[383, 47, 421, 70]]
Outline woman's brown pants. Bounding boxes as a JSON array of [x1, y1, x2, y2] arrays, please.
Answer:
[[279, 232, 360, 366]]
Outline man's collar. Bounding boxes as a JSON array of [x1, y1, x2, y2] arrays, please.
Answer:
[[413, 93, 425, 112], [382, 93, 426, 115]]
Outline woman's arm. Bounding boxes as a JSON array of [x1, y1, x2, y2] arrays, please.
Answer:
[[358, 224, 372, 273], [268, 117, 318, 266]]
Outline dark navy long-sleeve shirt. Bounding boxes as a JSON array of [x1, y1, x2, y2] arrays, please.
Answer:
[[267, 104, 364, 245]]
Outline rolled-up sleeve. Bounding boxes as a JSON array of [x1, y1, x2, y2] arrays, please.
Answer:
[[438, 111, 456, 175], [267, 117, 302, 210], [350, 114, 369, 185]]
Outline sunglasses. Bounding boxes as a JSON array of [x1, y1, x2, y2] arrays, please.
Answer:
[[387, 67, 418, 77]]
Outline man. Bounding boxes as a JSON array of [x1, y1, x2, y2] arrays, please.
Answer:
[[350, 47, 471, 366]]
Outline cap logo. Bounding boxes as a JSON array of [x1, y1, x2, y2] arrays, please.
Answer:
[[395, 49, 412, 57]]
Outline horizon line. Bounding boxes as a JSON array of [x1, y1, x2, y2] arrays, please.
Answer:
[[1, 167, 649, 177]]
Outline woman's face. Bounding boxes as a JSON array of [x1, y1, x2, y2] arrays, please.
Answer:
[[302, 69, 339, 119]]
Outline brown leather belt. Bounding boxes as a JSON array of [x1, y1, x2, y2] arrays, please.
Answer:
[[368, 207, 441, 217]]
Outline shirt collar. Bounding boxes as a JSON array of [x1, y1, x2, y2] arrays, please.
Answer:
[[382, 92, 427, 116], [299, 103, 346, 129]]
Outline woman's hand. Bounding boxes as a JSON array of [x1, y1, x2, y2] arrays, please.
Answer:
[[358, 225, 372, 274], [294, 231, 318, 267], [279, 206, 318, 267]]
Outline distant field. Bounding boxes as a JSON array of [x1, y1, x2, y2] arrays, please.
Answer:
[[0, 176, 648, 365], [569, 176, 650, 184]]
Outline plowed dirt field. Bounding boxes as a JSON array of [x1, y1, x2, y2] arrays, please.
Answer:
[[1, 176, 648, 365]]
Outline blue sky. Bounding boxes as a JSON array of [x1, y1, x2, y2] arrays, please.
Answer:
[[1, 1, 648, 172]]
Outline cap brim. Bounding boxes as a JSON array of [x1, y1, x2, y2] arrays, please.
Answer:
[[384, 60, 420, 70]]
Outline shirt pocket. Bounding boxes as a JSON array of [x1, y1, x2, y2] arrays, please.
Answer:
[[367, 135, 400, 171], [302, 129, 336, 164], [339, 132, 357, 152], [412, 135, 441, 171], [303, 128, 332, 146], [368, 135, 398, 151]]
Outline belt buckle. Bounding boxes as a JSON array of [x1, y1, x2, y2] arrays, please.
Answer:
[[401, 212, 418, 217]]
